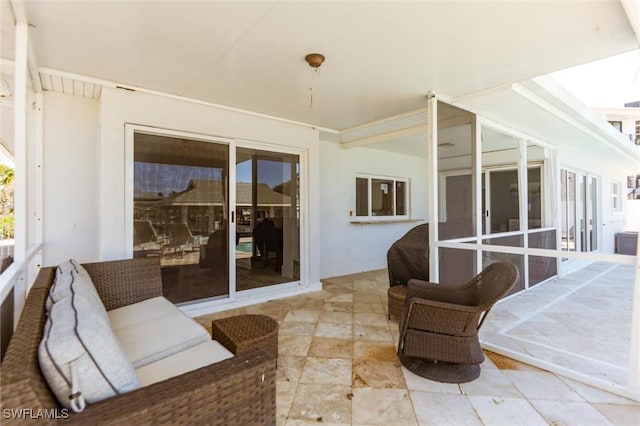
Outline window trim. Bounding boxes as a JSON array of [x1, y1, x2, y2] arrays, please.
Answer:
[[353, 173, 410, 221], [611, 180, 622, 213], [560, 166, 601, 256], [608, 120, 622, 132]]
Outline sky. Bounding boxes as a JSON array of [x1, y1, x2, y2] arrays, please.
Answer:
[[550, 49, 640, 108]]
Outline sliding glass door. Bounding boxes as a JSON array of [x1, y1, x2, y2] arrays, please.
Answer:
[[130, 127, 302, 305], [235, 148, 300, 291], [561, 168, 599, 269], [133, 131, 230, 304]]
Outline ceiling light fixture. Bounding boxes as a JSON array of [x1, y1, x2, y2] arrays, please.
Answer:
[[305, 53, 325, 69], [305, 53, 325, 108]]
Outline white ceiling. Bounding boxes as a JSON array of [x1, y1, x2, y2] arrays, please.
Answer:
[[1, 0, 634, 133], [0, 0, 638, 162]]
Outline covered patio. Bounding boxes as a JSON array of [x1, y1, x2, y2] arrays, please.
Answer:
[[1, 0, 640, 423], [195, 266, 640, 424]]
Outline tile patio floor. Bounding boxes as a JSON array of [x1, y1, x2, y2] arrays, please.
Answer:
[[196, 268, 640, 425]]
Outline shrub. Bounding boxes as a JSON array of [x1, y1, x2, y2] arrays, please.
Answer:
[[1, 214, 14, 239]]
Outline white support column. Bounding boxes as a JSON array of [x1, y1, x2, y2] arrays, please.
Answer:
[[427, 93, 439, 282], [13, 24, 27, 261], [553, 152, 563, 276], [26, 91, 44, 292], [472, 116, 482, 273], [518, 139, 529, 289], [629, 236, 640, 399], [12, 21, 28, 323]]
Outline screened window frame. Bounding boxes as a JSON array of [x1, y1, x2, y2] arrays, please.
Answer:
[[354, 174, 410, 220]]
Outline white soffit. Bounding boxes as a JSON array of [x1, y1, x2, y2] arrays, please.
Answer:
[[21, 0, 639, 131], [521, 76, 639, 153], [340, 109, 428, 144], [39, 69, 101, 100], [453, 79, 639, 161], [621, 0, 640, 42]]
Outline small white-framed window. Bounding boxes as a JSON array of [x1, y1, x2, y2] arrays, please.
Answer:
[[608, 120, 622, 132], [611, 181, 622, 213], [355, 174, 409, 219]]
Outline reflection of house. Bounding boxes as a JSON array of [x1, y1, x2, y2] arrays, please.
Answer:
[[135, 180, 292, 235]]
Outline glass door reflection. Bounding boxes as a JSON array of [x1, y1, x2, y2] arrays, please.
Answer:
[[235, 147, 300, 291], [133, 132, 230, 304]]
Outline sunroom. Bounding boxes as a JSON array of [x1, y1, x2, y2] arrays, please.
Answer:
[[1, 0, 639, 419]]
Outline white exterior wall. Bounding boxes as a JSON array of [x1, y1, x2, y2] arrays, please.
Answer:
[[98, 88, 321, 287], [556, 138, 638, 254], [42, 92, 100, 265], [595, 108, 640, 145], [36, 88, 639, 284], [319, 140, 428, 278], [628, 201, 640, 232], [620, 118, 638, 144], [40, 89, 321, 289], [611, 117, 637, 145]]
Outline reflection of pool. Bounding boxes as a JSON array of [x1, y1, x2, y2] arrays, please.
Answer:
[[237, 242, 253, 254]]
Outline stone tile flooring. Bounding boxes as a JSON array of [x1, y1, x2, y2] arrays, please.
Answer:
[[196, 268, 640, 425]]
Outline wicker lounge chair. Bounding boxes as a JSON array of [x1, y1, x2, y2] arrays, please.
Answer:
[[133, 220, 158, 247], [0, 258, 276, 425], [397, 261, 518, 383], [164, 222, 195, 256]]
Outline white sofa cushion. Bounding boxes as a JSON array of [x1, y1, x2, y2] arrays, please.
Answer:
[[135, 340, 234, 387], [47, 259, 109, 323], [38, 293, 139, 412], [108, 296, 178, 331], [111, 300, 210, 368]]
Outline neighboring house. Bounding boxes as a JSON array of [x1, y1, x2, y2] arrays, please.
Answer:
[[596, 101, 640, 145], [629, 174, 640, 200]]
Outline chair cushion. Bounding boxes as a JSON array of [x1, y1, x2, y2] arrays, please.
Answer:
[[108, 296, 178, 331], [38, 293, 139, 412], [135, 340, 234, 387], [47, 259, 109, 322], [407, 279, 477, 306], [111, 301, 210, 368]]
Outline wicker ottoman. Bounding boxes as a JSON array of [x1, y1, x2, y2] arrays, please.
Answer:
[[212, 314, 279, 360], [388, 285, 408, 319]]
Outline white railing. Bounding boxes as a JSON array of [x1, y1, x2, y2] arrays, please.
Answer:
[[0, 243, 43, 327], [0, 239, 15, 260], [436, 237, 640, 401]]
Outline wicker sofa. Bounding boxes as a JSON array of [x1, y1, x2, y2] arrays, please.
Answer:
[[0, 257, 276, 425]]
